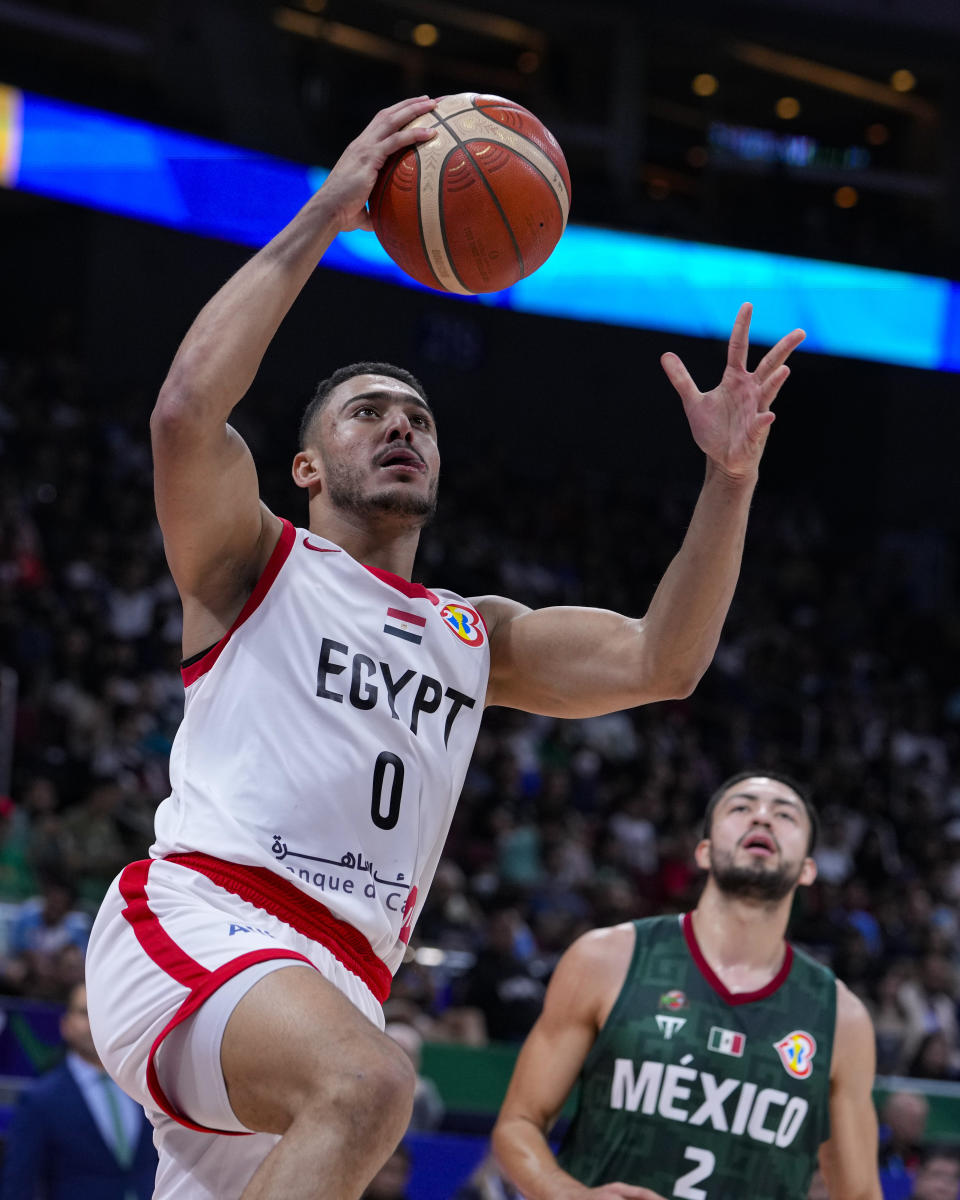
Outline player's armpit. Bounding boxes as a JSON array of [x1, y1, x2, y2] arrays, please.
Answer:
[[818, 982, 883, 1200], [475, 596, 689, 716]]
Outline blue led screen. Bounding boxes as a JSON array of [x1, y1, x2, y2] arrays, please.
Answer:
[[4, 85, 959, 372]]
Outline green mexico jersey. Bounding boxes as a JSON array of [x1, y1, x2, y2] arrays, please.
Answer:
[[557, 913, 836, 1200]]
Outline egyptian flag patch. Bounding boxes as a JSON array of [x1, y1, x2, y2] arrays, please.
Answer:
[[383, 607, 427, 644]]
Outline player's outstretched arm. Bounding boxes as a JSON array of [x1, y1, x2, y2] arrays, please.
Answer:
[[492, 927, 666, 1200], [478, 304, 804, 716], [818, 983, 883, 1200], [151, 98, 437, 640]]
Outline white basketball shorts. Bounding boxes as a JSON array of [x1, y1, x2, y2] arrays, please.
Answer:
[[86, 854, 389, 1200]]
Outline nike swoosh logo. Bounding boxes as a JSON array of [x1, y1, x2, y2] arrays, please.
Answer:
[[302, 537, 341, 553]]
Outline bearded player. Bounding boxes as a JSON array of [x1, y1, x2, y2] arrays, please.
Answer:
[[84, 96, 805, 1200], [493, 773, 882, 1200]]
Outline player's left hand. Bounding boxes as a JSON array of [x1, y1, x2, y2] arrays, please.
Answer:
[[660, 303, 805, 480]]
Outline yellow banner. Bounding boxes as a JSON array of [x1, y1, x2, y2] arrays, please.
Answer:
[[0, 84, 24, 187]]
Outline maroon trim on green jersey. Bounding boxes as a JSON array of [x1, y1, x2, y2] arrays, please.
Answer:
[[682, 911, 794, 1006]]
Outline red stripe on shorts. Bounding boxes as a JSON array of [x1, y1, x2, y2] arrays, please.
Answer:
[[145, 948, 315, 1136], [119, 859, 319, 1134], [119, 859, 208, 989], [165, 852, 392, 1004]]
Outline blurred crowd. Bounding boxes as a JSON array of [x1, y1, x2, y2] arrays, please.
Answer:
[[0, 334, 958, 1106]]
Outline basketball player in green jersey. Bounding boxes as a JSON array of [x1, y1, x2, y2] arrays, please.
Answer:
[[492, 773, 882, 1200]]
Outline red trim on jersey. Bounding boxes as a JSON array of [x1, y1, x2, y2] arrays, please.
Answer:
[[682, 911, 794, 1006], [364, 564, 439, 606], [145, 947, 315, 1135], [165, 852, 392, 1004], [119, 860, 207, 989], [181, 517, 297, 687]]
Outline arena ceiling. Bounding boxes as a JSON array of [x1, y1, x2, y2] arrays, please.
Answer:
[[0, 0, 957, 274]]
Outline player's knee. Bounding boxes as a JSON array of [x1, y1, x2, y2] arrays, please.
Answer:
[[368, 1044, 416, 1134], [306, 1037, 415, 1139]]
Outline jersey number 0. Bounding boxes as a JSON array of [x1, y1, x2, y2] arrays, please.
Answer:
[[371, 750, 404, 830]]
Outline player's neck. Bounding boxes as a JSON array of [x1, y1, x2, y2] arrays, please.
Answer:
[[690, 885, 792, 991], [309, 506, 422, 579]]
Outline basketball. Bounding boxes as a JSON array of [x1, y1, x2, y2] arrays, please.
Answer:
[[369, 93, 571, 295]]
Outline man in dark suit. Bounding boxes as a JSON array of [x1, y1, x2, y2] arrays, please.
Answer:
[[0, 981, 157, 1199]]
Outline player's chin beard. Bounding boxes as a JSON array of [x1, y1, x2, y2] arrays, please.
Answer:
[[710, 849, 802, 903], [324, 462, 438, 526]]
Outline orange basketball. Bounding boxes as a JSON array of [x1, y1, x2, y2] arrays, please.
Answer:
[[369, 93, 571, 295]]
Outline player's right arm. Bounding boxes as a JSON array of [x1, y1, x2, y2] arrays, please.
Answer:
[[150, 97, 437, 654], [492, 926, 667, 1200], [817, 982, 883, 1200]]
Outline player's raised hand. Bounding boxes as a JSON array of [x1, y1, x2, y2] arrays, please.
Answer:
[[319, 96, 437, 233], [660, 303, 805, 480]]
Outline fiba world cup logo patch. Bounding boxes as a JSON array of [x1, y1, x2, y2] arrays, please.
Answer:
[[774, 1030, 817, 1079], [440, 603, 485, 647]]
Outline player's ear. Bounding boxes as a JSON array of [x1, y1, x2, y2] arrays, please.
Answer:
[[292, 448, 323, 491], [694, 839, 711, 871], [798, 856, 818, 888]]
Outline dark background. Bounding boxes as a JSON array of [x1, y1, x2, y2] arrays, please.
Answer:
[[2, 195, 956, 534], [2, 0, 959, 532]]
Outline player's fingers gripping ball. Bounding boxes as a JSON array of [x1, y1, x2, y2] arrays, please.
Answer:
[[369, 92, 571, 295]]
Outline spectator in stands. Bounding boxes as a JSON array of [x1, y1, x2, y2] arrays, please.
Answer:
[[58, 778, 133, 905], [461, 905, 545, 1042], [899, 955, 960, 1075], [0, 981, 157, 1199], [908, 1032, 960, 1083], [0, 793, 37, 904], [908, 1147, 960, 1200], [813, 808, 855, 885], [871, 962, 914, 1075], [14, 774, 64, 881], [2, 870, 90, 999], [414, 860, 484, 953], [878, 1091, 929, 1200]]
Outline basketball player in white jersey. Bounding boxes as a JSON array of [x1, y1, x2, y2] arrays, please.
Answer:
[[85, 96, 805, 1200]]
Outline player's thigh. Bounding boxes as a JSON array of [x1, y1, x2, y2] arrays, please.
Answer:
[[221, 964, 415, 1134]]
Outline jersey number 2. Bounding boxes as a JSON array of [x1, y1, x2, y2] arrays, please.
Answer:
[[674, 1146, 716, 1200], [371, 751, 404, 830]]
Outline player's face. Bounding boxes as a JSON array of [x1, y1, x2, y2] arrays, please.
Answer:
[[699, 778, 816, 902], [315, 374, 440, 524]]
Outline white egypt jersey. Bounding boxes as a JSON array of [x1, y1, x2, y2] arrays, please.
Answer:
[[153, 516, 490, 981]]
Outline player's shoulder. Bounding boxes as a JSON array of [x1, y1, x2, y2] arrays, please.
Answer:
[[834, 977, 873, 1032], [829, 979, 876, 1083], [468, 594, 530, 636], [546, 923, 636, 1021], [556, 921, 636, 981]]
